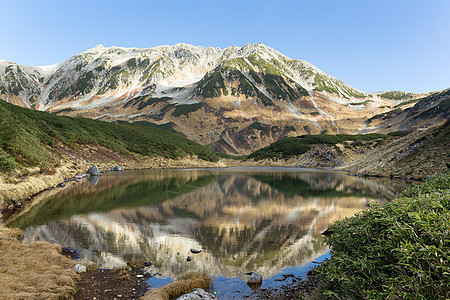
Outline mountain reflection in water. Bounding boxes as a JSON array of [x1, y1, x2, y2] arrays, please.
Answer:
[[15, 167, 410, 281]]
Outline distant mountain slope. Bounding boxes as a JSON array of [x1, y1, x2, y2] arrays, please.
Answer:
[[363, 89, 450, 133], [0, 43, 433, 154]]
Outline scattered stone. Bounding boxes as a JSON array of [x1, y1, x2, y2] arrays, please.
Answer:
[[73, 263, 87, 273], [114, 166, 124, 171], [176, 288, 218, 300], [245, 271, 263, 285], [186, 256, 192, 262], [74, 268, 147, 299], [136, 274, 144, 278], [58, 182, 66, 188], [62, 247, 82, 259], [87, 165, 102, 176], [190, 248, 202, 254]]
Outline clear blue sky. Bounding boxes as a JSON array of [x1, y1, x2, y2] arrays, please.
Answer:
[[1, 0, 449, 93]]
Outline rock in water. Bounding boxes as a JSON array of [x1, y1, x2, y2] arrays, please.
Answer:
[[87, 165, 101, 176], [245, 272, 263, 285], [73, 263, 86, 273], [114, 165, 124, 171], [176, 288, 218, 300], [87, 175, 100, 186], [190, 248, 202, 254]]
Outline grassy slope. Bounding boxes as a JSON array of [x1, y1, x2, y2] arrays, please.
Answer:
[[247, 132, 403, 161], [316, 173, 449, 299], [0, 100, 218, 173]]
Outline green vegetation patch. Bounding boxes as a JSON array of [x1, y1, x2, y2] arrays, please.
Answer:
[[413, 97, 450, 120], [380, 90, 413, 100], [248, 122, 271, 134], [348, 100, 373, 106], [173, 103, 204, 117], [116, 120, 178, 134], [248, 137, 311, 161], [122, 96, 171, 111], [248, 133, 401, 161], [317, 173, 450, 299], [394, 98, 420, 108], [367, 108, 402, 123], [195, 69, 227, 98], [0, 100, 218, 172], [313, 74, 340, 95]]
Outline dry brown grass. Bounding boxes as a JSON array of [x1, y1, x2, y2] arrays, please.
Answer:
[[141, 272, 211, 300], [0, 225, 23, 241], [0, 225, 79, 300]]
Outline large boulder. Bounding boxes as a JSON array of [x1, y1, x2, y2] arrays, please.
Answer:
[[87, 165, 101, 176], [245, 271, 263, 285], [176, 288, 217, 300], [114, 165, 124, 171]]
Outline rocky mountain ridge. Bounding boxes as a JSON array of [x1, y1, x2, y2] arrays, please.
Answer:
[[0, 43, 433, 154]]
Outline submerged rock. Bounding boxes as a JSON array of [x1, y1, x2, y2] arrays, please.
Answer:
[[245, 271, 263, 285], [87, 165, 101, 176], [176, 288, 218, 300]]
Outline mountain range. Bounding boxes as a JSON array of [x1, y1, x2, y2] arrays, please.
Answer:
[[0, 43, 444, 154]]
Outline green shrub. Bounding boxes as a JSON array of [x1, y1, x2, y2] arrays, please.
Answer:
[[317, 173, 450, 299], [247, 133, 397, 161], [248, 137, 311, 161], [380, 91, 413, 100], [173, 103, 203, 117], [0, 149, 16, 171], [0, 100, 219, 172]]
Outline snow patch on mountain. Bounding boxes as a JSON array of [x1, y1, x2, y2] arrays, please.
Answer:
[[0, 43, 371, 116]]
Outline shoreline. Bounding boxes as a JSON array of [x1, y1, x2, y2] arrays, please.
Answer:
[[1, 156, 424, 223], [0, 153, 231, 221], [1, 161, 443, 299]]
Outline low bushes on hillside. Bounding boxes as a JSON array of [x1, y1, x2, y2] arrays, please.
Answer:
[[317, 173, 450, 299], [0, 101, 218, 172], [248, 132, 403, 161]]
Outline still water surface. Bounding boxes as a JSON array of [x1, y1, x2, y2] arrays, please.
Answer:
[[12, 167, 410, 298]]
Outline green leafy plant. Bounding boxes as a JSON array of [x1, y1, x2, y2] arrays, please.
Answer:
[[317, 173, 450, 299]]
